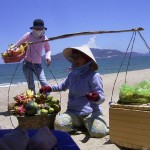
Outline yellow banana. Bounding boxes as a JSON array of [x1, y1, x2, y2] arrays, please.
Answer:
[[26, 89, 34, 98], [19, 45, 25, 53]]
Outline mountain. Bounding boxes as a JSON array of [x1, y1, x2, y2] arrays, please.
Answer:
[[51, 52, 64, 60], [51, 48, 147, 60], [91, 48, 148, 58]]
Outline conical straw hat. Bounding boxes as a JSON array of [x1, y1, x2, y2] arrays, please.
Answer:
[[63, 45, 98, 70]]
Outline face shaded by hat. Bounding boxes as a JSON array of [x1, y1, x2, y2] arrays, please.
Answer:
[[63, 46, 98, 70], [71, 50, 92, 62], [30, 19, 47, 30]]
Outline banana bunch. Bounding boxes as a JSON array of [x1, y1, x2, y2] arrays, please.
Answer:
[[25, 89, 34, 98], [34, 93, 47, 104]]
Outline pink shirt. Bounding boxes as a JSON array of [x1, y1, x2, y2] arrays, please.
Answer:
[[15, 32, 51, 64]]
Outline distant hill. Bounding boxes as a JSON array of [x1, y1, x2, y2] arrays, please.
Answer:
[[51, 48, 148, 60], [51, 52, 64, 60]]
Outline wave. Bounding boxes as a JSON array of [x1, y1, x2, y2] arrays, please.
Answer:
[[0, 79, 65, 88], [0, 82, 27, 88]]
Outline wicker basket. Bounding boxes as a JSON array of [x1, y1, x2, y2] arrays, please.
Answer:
[[8, 103, 57, 129], [1, 52, 25, 63], [110, 104, 150, 149], [16, 114, 57, 129]]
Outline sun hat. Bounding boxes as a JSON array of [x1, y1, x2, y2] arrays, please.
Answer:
[[30, 19, 47, 30], [63, 46, 98, 70]]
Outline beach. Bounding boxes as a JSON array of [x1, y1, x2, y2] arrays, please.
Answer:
[[0, 69, 150, 150]]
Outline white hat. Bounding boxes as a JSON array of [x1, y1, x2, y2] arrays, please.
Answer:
[[63, 46, 98, 70]]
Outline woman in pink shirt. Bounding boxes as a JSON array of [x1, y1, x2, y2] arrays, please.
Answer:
[[15, 19, 51, 93]]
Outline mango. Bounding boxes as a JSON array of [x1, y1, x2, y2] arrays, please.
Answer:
[[48, 107, 54, 114], [46, 95, 53, 101], [46, 98, 59, 106], [41, 109, 48, 115], [52, 104, 61, 113]]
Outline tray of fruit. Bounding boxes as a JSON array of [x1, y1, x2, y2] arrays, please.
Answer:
[[1, 44, 27, 63], [8, 89, 61, 129]]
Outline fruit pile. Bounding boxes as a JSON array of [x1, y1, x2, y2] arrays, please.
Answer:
[[1, 44, 26, 58], [118, 80, 150, 105], [10, 89, 61, 116]]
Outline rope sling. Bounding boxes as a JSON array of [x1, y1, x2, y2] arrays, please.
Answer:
[[110, 31, 150, 104], [6, 27, 150, 128]]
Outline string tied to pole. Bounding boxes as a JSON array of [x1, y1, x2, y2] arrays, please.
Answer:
[[109, 28, 150, 106]]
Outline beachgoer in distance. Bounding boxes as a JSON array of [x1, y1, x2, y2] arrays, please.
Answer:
[[39, 46, 109, 138], [14, 19, 51, 94]]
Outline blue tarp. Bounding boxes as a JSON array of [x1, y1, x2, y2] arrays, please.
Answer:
[[0, 129, 80, 150]]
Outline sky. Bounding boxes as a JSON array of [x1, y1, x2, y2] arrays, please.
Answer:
[[0, 0, 150, 64]]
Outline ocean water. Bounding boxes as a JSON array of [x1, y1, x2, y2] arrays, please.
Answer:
[[0, 56, 150, 87]]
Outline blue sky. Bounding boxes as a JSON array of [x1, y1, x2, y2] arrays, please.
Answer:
[[0, 0, 150, 63]]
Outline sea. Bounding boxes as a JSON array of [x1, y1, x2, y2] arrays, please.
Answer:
[[0, 55, 150, 87]]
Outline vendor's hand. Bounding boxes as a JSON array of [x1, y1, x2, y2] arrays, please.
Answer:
[[46, 59, 51, 66], [86, 92, 100, 102], [39, 86, 52, 94]]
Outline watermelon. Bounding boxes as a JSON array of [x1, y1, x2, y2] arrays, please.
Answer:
[[25, 101, 38, 115]]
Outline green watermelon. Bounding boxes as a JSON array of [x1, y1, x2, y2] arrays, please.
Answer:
[[25, 101, 38, 115]]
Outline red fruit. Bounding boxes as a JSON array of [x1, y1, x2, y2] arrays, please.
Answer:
[[7, 50, 13, 56], [14, 94, 27, 105], [14, 95, 21, 100], [14, 105, 25, 116], [20, 94, 26, 99], [14, 95, 22, 104]]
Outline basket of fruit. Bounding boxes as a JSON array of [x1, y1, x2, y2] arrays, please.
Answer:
[[1, 44, 27, 63], [8, 89, 61, 129]]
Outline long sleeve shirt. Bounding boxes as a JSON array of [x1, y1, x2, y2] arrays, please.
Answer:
[[51, 62, 105, 115], [15, 32, 51, 64]]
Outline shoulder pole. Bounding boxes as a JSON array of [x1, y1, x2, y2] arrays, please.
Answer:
[[29, 27, 144, 45]]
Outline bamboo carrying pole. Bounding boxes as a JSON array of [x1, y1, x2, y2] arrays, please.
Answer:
[[29, 27, 144, 45]]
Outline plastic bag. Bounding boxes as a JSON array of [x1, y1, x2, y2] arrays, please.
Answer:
[[118, 80, 150, 105]]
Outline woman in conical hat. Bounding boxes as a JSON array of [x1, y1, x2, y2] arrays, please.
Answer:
[[40, 46, 109, 138], [63, 45, 98, 70]]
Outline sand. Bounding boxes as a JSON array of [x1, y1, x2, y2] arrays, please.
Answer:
[[1, 69, 150, 150]]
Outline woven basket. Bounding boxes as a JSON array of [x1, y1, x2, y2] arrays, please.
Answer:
[[16, 114, 56, 129], [110, 104, 150, 149], [8, 103, 57, 129], [1, 52, 25, 63]]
